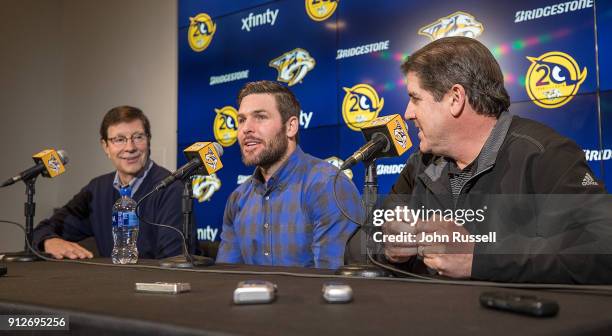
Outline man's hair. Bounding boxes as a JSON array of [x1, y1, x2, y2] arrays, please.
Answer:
[[237, 80, 301, 124], [400, 36, 510, 118], [100, 106, 151, 141]]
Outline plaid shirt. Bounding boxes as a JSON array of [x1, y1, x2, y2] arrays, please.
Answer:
[[217, 146, 362, 269]]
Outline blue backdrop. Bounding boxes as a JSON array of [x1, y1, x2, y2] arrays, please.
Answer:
[[178, 0, 610, 242]]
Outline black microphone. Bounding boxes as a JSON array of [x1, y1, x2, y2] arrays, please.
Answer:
[[154, 142, 224, 191], [2, 149, 69, 187], [340, 114, 412, 170], [340, 134, 388, 170]]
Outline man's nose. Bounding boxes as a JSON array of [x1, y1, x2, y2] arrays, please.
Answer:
[[404, 103, 416, 121], [124, 138, 137, 151], [239, 118, 253, 135]]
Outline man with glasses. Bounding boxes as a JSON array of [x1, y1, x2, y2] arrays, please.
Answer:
[[33, 106, 185, 260]]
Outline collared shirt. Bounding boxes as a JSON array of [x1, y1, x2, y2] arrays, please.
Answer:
[[112, 160, 154, 197], [448, 159, 477, 197], [217, 146, 362, 269], [446, 114, 509, 198]]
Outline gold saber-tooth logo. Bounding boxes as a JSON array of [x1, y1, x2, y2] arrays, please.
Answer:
[[205, 148, 219, 171], [393, 121, 408, 149], [192, 174, 221, 203], [305, 0, 339, 22], [213, 106, 238, 147], [418, 11, 483, 41], [342, 84, 384, 131], [188, 13, 216, 52], [269, 48, 316, 86], [525, 51, 587, 109]]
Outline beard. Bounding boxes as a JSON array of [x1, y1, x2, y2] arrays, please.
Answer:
[[241, 126, 288, 169]]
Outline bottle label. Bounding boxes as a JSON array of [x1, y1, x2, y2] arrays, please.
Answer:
[[113, 211, 138, 228]]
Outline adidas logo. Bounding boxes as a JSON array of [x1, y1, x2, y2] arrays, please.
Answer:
[[581, 172, 599, 186]]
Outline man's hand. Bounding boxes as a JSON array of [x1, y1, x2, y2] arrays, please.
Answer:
[[382, 219, 474, 278], [381, 220, 419, 263], [43, 238, 93, 260], [416, 219, 474, 278]]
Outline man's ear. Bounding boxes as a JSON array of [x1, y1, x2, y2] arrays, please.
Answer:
[[286, 116, 299, 138], [448, 84, 466, 118], [101, 139, 111, 158]]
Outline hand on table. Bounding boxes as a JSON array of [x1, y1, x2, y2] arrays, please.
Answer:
[[44, 238, 93, 260]]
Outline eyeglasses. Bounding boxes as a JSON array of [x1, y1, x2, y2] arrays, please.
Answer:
[[107, 133, 148, 147]]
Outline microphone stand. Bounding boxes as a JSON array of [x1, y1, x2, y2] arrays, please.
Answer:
[[336, 159, 389, 277], [3, 178, 41, 262], [160, 175, 214, 268]]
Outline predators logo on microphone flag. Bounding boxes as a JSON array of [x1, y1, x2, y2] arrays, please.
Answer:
[[184, 142, 223, 175], [362, 115, 412, 156], [32, 149, 65, 178]]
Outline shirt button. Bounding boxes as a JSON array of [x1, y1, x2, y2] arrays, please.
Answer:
[[264, 251, 270, 256], [263, 223, 270, 230], [265, 196, 270, 200]]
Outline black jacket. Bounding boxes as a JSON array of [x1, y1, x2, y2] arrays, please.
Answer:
[[389, 112, 612, 283]]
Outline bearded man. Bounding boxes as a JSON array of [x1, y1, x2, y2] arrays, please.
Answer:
[[216, 81, 362, 269]]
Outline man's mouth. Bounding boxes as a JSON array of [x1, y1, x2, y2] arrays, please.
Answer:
[[242, 138, 262, 152], [414, 124, 423, 138], [121, 155, 141, 164]]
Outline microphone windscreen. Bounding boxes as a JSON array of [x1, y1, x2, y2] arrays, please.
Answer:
[[57, 149, 70, 165], [212, 142, 224, 157]]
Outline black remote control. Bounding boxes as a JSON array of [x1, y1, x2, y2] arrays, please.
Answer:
[[480, 291, 559, 317]]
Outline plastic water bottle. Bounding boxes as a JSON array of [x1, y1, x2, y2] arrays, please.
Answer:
[[112, 186, 139, 264]]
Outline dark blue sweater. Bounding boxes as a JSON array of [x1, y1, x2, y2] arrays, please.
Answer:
[[33, 162, 186, 259]]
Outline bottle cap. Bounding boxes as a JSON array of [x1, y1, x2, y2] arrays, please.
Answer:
[[119, 186, 132, 197]]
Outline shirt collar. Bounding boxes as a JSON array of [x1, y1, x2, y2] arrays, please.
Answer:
[[474, 111, 512, 174], [250, 146, 304, 192], [447, 158, 477, 176], [423, 111, 512, 182], [113, 160, 154, 197]]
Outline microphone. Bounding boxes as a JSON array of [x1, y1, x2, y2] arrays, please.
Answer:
[[1, 149, 69, 187], [154, 142, 224, 191], [340, 114, 412, 170]]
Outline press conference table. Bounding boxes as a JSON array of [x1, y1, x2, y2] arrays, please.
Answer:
[[0, 259, 611, 336]]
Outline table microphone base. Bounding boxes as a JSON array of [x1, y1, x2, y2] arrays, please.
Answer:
[[2, 251, 41, 262], [335, 264, 390, 278], [159, 254, 214, 269]]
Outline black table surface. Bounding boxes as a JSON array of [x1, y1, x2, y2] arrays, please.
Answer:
[[0, 259, 611, 336]]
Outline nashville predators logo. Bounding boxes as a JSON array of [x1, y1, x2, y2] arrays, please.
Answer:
[[305, 0, 339, 21], [526, 51, 587, 109], [342, 84, 384, 131], [188, 13, 216, 52], [418, 11, 483, 41], [47, 156, 61, 173], [205, 148, 219, 170], [269, 48, 316, 86], [192, 174, 221, 203], [213, 106, 238, 147], [393, 121, 408, 149], [325, 156, 353, 179]]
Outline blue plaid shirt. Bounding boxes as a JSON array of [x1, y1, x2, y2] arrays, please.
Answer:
[[217, 146, 362, 269]]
